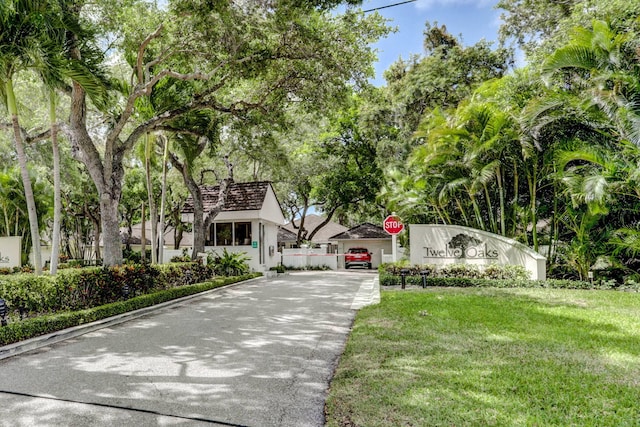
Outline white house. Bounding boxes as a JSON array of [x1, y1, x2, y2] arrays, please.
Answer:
[[329, 222, 393, 269], [181, 181, 285, 272]]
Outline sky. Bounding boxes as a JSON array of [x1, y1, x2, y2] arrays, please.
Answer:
[[355, 0, 503, 85]]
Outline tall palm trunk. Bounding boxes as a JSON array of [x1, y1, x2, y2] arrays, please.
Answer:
[[482, 183, 497, 234], [158, 134, 169, 264], [454, 198, 469, 226], [496, 165, 506, 236], [145, 133, 158, 264], [530, 159, 539, 251], [6, 79, 42, 274], [49, 90, 62, 274], [511, 159, 519, 237], [141, 202, 146, 263]]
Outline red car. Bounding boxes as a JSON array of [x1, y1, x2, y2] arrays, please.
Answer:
[[345, 247, 372, 269]]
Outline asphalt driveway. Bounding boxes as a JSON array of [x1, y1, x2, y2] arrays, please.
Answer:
[[0, 271, 378, 427]]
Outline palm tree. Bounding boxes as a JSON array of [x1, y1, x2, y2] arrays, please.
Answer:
[[543, 20, 639, 144], [0, 0, 67, 274]]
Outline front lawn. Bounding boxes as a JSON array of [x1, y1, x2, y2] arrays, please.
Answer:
[[326, 288, 640, 426]]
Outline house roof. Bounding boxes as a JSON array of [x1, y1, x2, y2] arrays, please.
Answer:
[[120, 223, 193, 247], [278, 226, 298, 242], [329, 222, 391, 240], [182, 181, 271, 214], [281, 214, 348, 243]]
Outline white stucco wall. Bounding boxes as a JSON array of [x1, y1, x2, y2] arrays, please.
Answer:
[[409, 224, 546, 280], [202, 220, 281, 272], [0, 236, 21, 269]]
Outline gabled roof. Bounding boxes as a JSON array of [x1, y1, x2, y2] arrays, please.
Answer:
[[182, 181, 271, 214], [278, 226, 298, 242], [282, 214, 348, 244], [120, 224, 193, 247], [329, 222, 391, 240]]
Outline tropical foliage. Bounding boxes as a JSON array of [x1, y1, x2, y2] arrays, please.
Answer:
[[3, 0, 640, 283]]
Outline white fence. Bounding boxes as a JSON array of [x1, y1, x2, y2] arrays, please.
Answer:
[[281, 248, 338, 270]]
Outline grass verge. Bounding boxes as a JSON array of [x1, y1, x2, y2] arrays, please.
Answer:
[[325, 287, 640, 426]]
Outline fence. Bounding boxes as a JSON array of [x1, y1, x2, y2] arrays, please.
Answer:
[[281, 248, 338, 270]]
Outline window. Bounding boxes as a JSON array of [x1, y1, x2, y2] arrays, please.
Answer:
[[234, 222, 252, 246], [216, 223, 233, 246], [208, 222, 252, 246]]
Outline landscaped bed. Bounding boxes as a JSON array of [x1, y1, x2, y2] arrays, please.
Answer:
[[325, 287, 640, 426], [0, 261, 260, 346]]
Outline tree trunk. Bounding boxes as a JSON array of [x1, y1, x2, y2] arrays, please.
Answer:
[[169, 152, 234, 259], [145, 133, 158, 263], [496, 165, 506, 236], [6, 79, 42, 274], [68, 75, 124, 266], [49, 90, 62, 274], [158, 134, 169, 263], [191, 190, 205, 259], [141, 202, 146, 263]]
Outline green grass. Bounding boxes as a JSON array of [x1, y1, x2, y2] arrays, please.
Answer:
[[326, 288, 640, 427]]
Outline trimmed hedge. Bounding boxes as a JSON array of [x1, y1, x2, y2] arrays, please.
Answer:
[[0, 273, 260, 346], [379, 271, 640, 291], [379, 262, 531, 280], [0, 262, 215, 316], [379, 271, 591, 289]]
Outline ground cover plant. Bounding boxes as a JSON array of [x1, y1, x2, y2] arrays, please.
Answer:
[[326, 288, 640, 426]]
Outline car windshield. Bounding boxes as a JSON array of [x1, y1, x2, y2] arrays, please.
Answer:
[[349, 248, 367, 253]]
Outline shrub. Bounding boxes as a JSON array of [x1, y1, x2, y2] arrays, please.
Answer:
[[377, 270, 628, 291], [207, 249, 250, 276], [0, 273, 261, 346], [378, 262, 530, 281], [0, 262, 216, 318]]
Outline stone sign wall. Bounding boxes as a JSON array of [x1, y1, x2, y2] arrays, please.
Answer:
[[409, 224, 546, 280], [0, 236, 22, 269]]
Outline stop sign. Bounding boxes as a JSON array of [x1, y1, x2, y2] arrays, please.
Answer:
[[383, 215, 404, 235]]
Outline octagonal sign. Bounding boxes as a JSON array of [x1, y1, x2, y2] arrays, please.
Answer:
[[383, 215, 404, 235]]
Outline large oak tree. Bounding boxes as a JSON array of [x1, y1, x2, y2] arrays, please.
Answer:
[[61, 0, 387, 266]]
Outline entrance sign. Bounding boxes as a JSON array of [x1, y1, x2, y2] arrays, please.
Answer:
[[383, 215, 404, 235], [409, 224, 546, 280], [0, 236, 22, 269]]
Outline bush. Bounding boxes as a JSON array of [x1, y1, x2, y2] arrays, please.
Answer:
[[378, 262, 530, 281], [378, 271, 593, 289], [269, 265, 286, 273], [207, 249, 250, 276], [0, 262, 216, 318], [0, 273, 261, 346]]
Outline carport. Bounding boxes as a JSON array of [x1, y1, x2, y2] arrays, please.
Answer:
[[329, 222, 392, 269]]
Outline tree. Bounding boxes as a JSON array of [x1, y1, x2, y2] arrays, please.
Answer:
[[61, 1, 388, 266], [383, 22, 513, 149], [497, 0, 579, 56], [0, 0, 65, 274]]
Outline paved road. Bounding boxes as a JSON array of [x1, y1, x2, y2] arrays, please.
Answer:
[[0, 271, 378, 427]]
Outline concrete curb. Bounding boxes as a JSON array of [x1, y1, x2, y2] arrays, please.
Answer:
[[351, 275, 380, 310], [0, 276, 264, 361]]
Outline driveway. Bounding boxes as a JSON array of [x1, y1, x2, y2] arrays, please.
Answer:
[[0, 271, 378, 427]]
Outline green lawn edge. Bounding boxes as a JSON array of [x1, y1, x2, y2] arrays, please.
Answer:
[[325, 287, 640, 427]]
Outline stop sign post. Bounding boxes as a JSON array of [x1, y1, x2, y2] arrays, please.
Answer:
[[383, 214, 404, 262]]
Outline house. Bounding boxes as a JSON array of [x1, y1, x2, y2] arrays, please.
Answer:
[[181, 181, 284, 272], [120, 223, 193, 250], [280, 214, 348, 251], [329, 222, 393, 269]]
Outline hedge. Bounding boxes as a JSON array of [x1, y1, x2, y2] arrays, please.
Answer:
[[0, 273, 261, 346], [0, 262, 216, 316], [379, 271, 592, 288]]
